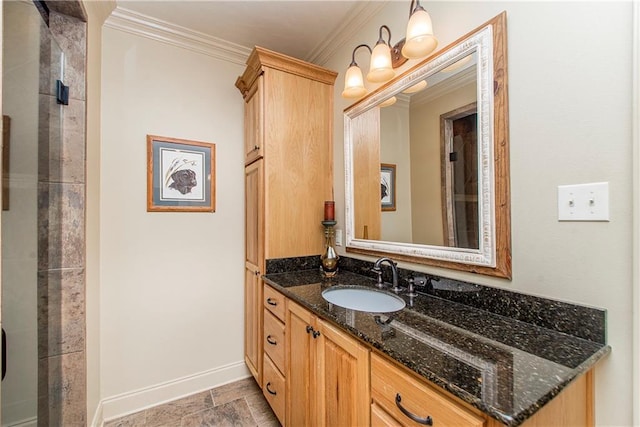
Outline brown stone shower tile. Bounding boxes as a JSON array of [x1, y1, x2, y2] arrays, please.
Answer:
[[49, 12, 86, 101], [38, 268, 85, 357], [37, 182, 85, 270], [39, 95, 85, 184], [38, 351, 87, 426]]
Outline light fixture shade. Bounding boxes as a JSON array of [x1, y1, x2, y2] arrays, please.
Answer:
[[366, 43, 395, 83], [402, 8, 438, 59], [402, 80, 428, 94], [341, 65, 367, 98], [379, 96, 397, 108]]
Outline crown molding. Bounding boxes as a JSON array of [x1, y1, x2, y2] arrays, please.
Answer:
[[308, 0, 388, 66], [104, 7, 251, 66]]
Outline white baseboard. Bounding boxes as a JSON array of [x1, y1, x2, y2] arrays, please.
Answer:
[[90, 401, 104, 427], [95, 360, 250, 425]]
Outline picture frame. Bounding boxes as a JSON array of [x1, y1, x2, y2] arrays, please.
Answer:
[[147, 135, 215, 212], [381, 163, 396, 211]]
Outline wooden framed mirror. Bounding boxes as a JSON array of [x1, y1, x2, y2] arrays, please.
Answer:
[[344, 12, 511, 278]]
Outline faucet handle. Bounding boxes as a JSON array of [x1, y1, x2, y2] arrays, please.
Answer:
[[405, 276, 418, 298], [371, 267, 384, 288]]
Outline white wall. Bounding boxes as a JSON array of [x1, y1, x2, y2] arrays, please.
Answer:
[[84, 1, 116, 424], [410, 81, 476, 245], [326, 2, 634, 425], [100, 27, 247, 418], [380, 100, 412, 242]]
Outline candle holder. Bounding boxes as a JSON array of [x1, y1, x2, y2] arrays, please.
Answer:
[[320, 220, 339, 277]]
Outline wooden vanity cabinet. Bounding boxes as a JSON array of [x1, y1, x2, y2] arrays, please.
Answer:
[[286, 300, 370, 426], [371, 352, 595, 427], [236, 47, 337, 386]]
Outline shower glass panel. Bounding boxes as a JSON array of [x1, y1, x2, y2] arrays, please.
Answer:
[[2, 2, 63, 426]]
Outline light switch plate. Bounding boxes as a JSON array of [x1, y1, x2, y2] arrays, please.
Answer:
[[558, 182, 610, 221], [335, 229, 343, 246]]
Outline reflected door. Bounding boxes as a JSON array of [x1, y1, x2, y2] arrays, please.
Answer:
[[1, 3, 63, 426]]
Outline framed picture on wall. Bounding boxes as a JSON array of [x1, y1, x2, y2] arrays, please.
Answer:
[[147, 135, 216, 212], [381, 163, 396, 211]]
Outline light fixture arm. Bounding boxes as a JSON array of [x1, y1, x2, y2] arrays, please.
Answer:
[[377, 25, 392, 46], [409, 0, 425, 15], [349, 43, 372, 66]]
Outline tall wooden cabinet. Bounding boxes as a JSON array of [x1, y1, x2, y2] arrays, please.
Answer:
[[236, 47, 337, 386]]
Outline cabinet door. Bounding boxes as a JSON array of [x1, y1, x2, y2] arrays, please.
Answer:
[[286, 301, 315, 426], [316, 318, 370, 427], [245, 160, 264, 383], [244, 76, 264, 165], [244, 266, 261, 383]]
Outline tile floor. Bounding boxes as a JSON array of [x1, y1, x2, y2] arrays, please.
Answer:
[[104, 377, 280, 427]]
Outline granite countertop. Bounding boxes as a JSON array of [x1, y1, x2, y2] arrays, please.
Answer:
[[262, 268, 611, 427]]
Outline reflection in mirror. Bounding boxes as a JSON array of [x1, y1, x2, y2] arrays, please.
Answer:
[[376, 51, 478, 249], [344, 12, 510, 278]]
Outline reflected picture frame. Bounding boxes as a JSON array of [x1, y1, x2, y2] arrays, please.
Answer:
[[147, 135, 216, 212], [381, 163, 396, 211]]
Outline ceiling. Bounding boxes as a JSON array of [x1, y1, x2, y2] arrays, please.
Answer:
[[115, 0, 386, 63]]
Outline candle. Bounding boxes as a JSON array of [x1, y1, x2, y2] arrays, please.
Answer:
[[324, 201, 335, 221]]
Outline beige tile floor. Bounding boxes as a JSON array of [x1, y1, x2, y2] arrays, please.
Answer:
[[104, 377, 280, 427]]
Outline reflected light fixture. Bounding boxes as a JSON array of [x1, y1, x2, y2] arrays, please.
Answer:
[[402, 80, 428, 94], [342, 0, 438, 99], [379, 96, 397, 107]]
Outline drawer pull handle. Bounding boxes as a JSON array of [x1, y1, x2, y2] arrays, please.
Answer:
[[266, 382, 277, 396], [266, 298, 277, 306], [266, 335, 277, 345], [395, 393, 433, 426]]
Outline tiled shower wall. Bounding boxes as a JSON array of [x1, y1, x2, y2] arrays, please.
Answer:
[[37, 3, 87, 425]]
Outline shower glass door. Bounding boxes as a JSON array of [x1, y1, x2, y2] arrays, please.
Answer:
[[2, 2, 63, 426]]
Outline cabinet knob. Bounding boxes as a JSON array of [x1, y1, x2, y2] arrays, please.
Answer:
[[253, 145, 260, 151], [312, 330, 321, 339], [395, 393, 433, 425], [254, 270, 260, 276], [306, 325, 314, 334]]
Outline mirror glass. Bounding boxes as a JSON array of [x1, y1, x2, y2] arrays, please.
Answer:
[[344, 13, 511, 278]]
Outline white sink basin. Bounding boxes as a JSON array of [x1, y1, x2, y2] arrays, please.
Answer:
[[321, 287, 406, 313]]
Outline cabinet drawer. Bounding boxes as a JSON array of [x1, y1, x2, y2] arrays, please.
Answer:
[[263, 309, 285, 372], [263, 355, 286, 425], [264, 284, 285, 321], [372, 403, 402, 427], [371, 354, 484, 427]]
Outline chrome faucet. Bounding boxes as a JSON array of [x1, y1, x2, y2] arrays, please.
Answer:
[[373, 257, 401, 292]]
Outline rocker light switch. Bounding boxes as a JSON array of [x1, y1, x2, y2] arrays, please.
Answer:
[[558, 182, 610, 221]]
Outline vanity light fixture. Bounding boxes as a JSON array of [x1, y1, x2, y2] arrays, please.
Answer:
[[341, 0, 438, 99]]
